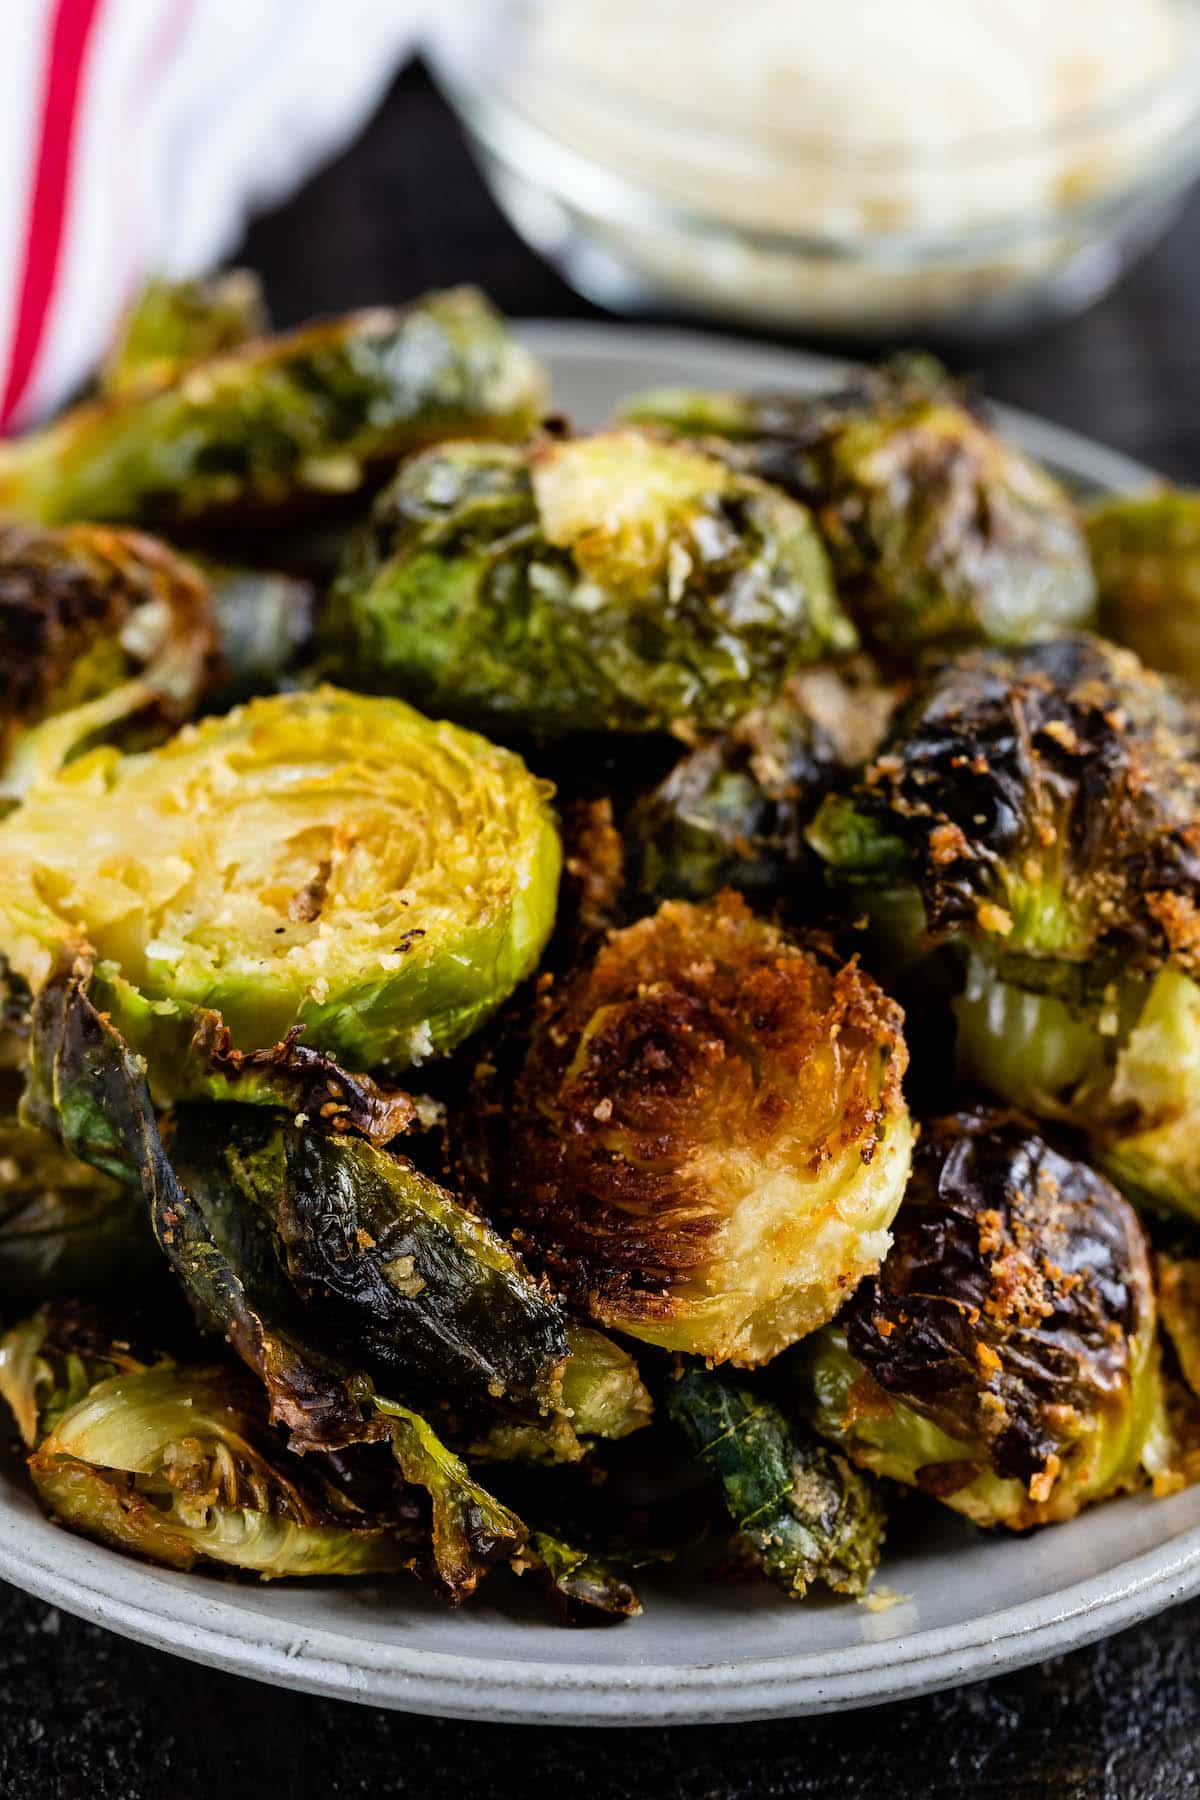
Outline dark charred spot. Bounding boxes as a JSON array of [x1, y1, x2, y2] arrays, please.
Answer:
[[843, 1106, 1153, 1489]]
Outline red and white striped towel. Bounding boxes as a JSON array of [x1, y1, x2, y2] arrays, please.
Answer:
[[0, 0, 422, 432]]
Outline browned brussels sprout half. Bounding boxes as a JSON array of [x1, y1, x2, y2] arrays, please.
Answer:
[[0, 686, 561, 1088], [809, 637, 1200, 1218], [620, 357, 1095, 659], [1087, 490, 1200, 691], [667, 1367, 885, 1598], [0, 1305, 420, 1579], [798, 1109, 1162, 1528], [502, 892, 912, 1364], [0, 520, 215, 795], [321, 431, 854, 737], [101, 270, 269, 395], [0, 287, 546, 529], [624, 681, 841, 906]]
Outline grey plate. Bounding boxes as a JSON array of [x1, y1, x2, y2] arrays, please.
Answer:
[[0, 321, 1184, 1727]]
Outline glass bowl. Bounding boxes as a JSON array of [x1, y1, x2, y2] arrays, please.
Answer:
[[430, 0, 1200, 338]]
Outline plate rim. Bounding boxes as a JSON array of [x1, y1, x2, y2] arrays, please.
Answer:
[[0, 317, 1183, 1725]]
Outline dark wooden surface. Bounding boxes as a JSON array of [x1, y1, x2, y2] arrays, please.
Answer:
[[5, 61, 1200, 1800]]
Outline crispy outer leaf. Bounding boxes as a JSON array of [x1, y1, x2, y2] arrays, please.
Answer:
[[167, 1107, 568, 1416], [667, 1367, 885, 1599]]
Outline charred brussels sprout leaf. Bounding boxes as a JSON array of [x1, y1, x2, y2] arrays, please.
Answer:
[[798, 1109, 1162, 1528], [0, 520, 215, 796], [0, 287, 546, 529], [667, 1368, 885, 1598], [809, 638, 1200, 1217], [517, 1531, 643, 1621], [620, 358, 1095, 658], [0, 686, 561, 1086], [0, 1113, 155, 1303], [322, 431, 854, 737], [624, 681, 841, 906], [1087, 491, 1200, 690], [167, 1107, 568, 1416], [374, 1396, 525, 1598], [503, 892, 912, 1365], [102, 270, 269, 395]]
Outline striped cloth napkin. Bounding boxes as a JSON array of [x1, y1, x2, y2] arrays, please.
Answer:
[[0, 0, 423, 431]]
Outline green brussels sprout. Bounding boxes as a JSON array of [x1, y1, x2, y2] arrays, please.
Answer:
[[1087, 491, 1200, 690], [0, 520, 216, 797], [623, 680, 841, 907], [0, 287, 546, 530], [501, 891, 912, 1365], [0, 1110, 155, 1303], [619, 357, 1095, 659], [321, 430, 855, 738], [0, 685, 561, 1086], [101, 270, 269, 396], [797, 1109, 1162, 1528], [666, 1367, 885, 1599], [809, 637, 1200, 1216], [0, 1307, 418, 1579]]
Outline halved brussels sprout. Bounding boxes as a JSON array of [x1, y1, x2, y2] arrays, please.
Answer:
[[0, 520, 215, 796], [0, 288, 545, 529], [0, 686, 561, 1085], [1087, 491, 1200, 690], [623, 681, 841, 907], [620, 357, 1095, 658], [502, 891, 912, 1365], [809, 638, 1200, 1216], [797, 1109, 1162, 1528], [321, 431, 854, 737], [0, 1308, 418, 1579], [667, 1367, 885, 1598], [101, 270, 269, 396]]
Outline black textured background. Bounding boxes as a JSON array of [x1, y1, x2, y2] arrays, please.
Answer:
[[5, 62, 1200, 1800]]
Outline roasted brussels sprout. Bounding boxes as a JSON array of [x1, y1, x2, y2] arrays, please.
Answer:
[[810, 637, 1200, 1216], [0, 1307, 418, 1578], [101, 270, 269, 395], [0, 520, 215, 795], [167, 1107, 568, 1416], [667, 1367, 885, 1598], [501, 891, 912, 1364], [620, 358, 1095, 658], [30, 961, 568, 1422], [1087, 491, 1200, 690], [623, 681, 841, 906], [321, 430, 854, 737], [0, 686, 561, 1086], [0, 288, 545, 530], [0, 1111, 154, 1303], [798, 1109, 1162, 1528]]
